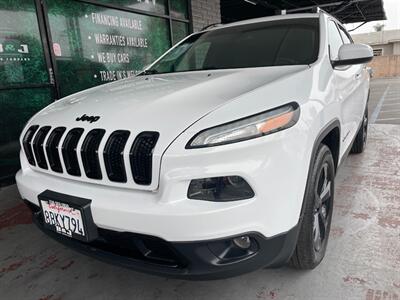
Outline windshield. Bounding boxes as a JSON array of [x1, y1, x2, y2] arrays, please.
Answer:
[[145, 18, 320, 75]]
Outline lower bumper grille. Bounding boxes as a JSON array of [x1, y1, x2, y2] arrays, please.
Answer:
[[94, 229, 184, 267], [26, 200, 185, 269]]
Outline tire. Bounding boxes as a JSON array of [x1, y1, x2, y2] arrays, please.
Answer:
[[289, 144, 335, 270], [351, 106, 368, 154]]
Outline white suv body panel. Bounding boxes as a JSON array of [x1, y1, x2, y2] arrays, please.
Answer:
[[16, 12, 370, 244], [20, 66, 309, 191]]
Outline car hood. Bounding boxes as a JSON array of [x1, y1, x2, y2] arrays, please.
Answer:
[[35, 65, 308, 133], [29, 65, 308, 190]]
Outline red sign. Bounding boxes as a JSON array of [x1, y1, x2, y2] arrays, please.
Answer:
[[53, 43, 62, 57]]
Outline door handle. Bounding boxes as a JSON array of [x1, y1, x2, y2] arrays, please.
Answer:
[[355, 73, 362, 80]]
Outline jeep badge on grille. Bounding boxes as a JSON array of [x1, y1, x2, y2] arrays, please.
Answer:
[[76, 114, 100, 123]]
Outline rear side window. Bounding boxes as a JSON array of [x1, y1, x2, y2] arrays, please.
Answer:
[[328, 20, 344, 60]]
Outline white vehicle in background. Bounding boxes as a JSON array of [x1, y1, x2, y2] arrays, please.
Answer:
[[16, 11, 372, 279]]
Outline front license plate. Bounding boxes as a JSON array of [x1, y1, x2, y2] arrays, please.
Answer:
[[41, 200, 85, 238], [38, 190, 98, 242]]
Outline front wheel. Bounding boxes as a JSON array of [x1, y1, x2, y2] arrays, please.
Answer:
[[289, 144, 335, 269], [351, 106, 368, 154]]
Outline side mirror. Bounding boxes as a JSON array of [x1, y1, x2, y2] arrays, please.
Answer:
[[333, 43, 373, 67]]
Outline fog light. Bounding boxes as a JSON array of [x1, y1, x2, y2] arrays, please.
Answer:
[[187, 176, 254, 201], [208, 235, 258, 262], [233, 236, 252, 249]]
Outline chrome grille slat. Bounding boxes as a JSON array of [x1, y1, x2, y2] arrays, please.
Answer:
[[62, 128, 84, 176], [103, 130, 130, 183], [81, 129, 105, 180], [130, 132, 159, 185], [46, 127, 66, 173], [32, 126, 51, 169], [22, 125, 39, 166]]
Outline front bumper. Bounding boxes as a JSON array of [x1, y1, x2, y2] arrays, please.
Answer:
[[16, 115, 311, 278], [16, 122, 311, 242], [25, 200, 299, 279]]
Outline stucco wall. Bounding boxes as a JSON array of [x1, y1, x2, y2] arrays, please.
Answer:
[[371, 44, 393, 56], [352, 30, 400, 56], [394, 42, 400, 56], [352, 30, 400, 45], [369, 55, 400, 78]]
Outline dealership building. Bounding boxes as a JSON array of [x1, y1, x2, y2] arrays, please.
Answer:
[[0, 0, 385, 182]]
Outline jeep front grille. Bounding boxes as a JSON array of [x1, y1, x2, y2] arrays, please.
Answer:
[[46, 127, 66, 173], [62, 128, 84, 177], [22, 125, 39, 166], [22, 125, 159, 187], [32, 126, 51, 169], [81, 129, 105, 180], [103, 130, 130, 183], [130, 132, 160, 185]]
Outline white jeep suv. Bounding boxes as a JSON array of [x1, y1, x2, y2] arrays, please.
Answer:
[[16, 12, 372, 279]]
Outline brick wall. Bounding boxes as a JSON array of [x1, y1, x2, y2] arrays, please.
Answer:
[[369, 55, 400, 78], [190, 0, 221, 32]]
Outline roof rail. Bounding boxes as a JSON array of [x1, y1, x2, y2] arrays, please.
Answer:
[[276, 5, 331, 18], [280, 3, 333, 14], [201, 23, 223, 31]]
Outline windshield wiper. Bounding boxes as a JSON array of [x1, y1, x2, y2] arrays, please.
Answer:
[[138, 69, 159, 76]]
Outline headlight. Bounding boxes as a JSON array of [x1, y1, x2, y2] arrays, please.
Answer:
[[186, 102, 300, 149]]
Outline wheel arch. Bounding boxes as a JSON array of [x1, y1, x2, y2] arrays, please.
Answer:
[[320, 126, 340, 171], [283, 119, 341, 266], [299, 119, 341, 221]]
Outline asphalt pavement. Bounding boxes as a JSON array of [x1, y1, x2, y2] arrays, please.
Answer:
[[369, 77, 400, 125]]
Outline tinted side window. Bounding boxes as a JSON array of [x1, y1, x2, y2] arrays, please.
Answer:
[[275, 27, 319, 65], [328, 21, 344, 60], [339, 27, 352, 44]]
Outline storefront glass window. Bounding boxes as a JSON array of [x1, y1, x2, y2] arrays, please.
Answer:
[[0, 87, 53, 179], [170, 0, 188, 19], [46, 0, 171, 97], [172, 21, 189, 45], [0, 0, 49, 85], [96, 0, 167, 15]]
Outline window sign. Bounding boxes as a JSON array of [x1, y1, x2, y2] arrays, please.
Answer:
[[0, 0, 53, 180], [46, 0, 171, 97], [96, 0, 167, 15], [0, 0, 49, 86]]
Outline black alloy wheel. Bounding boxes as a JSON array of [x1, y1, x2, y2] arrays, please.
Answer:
[[351, 106, 368, 154], [290, 144, 335, 269], [313, 162, 333, 252]]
